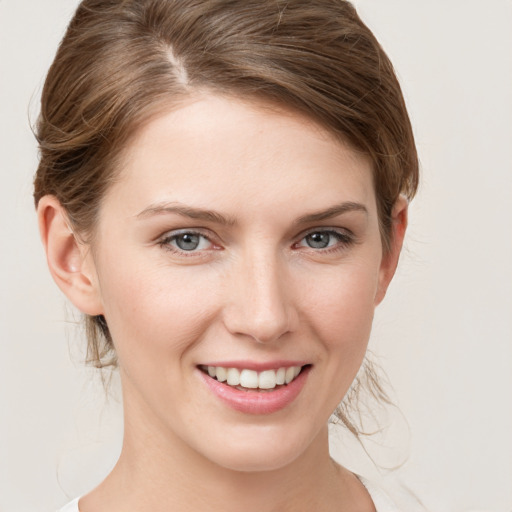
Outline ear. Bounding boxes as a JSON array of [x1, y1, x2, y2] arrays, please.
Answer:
[[374, 195, 408, 305], [37, 195, 103, 315]]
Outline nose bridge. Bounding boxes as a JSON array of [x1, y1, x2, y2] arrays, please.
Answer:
[[224, 246, 293, 343]]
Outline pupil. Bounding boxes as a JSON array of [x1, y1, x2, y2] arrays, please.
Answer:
[[176, 233, 200, 250], [307, 232, 330, 248]]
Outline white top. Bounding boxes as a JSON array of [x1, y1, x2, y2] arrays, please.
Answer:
[[58, 498, 80, 512], [359, 477, 405, 512], [58, 478, 409, 512]]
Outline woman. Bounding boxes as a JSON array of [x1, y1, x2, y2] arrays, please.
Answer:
[[34, 1, 419, 510]]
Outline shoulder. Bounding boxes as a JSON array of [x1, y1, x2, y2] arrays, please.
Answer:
[[358, 476, 425, 512], [359, 476, 399, 512], [57, 497, 80, 512]]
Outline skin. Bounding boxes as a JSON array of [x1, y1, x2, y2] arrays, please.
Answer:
[[38, 93, 407, 512]]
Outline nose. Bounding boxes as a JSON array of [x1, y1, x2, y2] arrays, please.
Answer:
[[222, 252, 296, 344]]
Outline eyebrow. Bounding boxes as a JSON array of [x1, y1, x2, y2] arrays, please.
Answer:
[[136, 200, 367, 226], [294, 201, 368, 225], [136, 202, 237, 226]]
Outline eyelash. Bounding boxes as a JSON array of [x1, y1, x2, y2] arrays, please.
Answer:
[[294, 228, 355, 253], [157, 228, 355, 256], [158, 230, 216, 257]]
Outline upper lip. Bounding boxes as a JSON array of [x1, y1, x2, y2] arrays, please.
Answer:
[[198, 360, 310, 371]]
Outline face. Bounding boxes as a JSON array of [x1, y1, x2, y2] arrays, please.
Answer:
[[85, 94, 398, 472]]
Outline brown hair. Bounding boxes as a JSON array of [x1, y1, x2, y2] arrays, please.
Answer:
[[34, 0, 419, 430]]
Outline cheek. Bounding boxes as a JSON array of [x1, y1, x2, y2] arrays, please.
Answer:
[[96, 257, 221, 368], [293, 259, 380, 413], [300, 259, 379, 354]]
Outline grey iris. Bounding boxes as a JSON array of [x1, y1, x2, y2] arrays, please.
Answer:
[[306, 232, 330, 249], [176, 233, 200, 250]]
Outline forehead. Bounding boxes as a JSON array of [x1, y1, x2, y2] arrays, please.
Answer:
[[106, 93, 376, 221]]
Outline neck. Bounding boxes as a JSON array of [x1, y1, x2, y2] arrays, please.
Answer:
[[114, 425, 344, 512]]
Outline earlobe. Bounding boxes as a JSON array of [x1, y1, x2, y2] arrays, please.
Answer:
[[374, 196, 408, 305], [37, 195, 103, 316]]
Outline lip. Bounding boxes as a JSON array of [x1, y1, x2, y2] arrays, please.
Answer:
[[197, 364, 311, 415]]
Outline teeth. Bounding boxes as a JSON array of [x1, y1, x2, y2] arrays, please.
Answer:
[[240, 369, 259, 388], [216, 366, 227, 382], [276, 367, 286, 385], [285, 367, 295, 384], [226, 368, 240, 386], [205, 365, 303, 389], [258, 370, 276, 389]]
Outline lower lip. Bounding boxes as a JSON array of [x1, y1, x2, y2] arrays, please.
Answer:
[[198, 366, 311, 415]]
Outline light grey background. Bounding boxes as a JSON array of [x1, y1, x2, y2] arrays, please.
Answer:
[[1, 1, 511, 511]]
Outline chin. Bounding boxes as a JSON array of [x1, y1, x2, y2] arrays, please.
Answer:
[[198, 426, 318, 474], [209, 448, 302, 473]]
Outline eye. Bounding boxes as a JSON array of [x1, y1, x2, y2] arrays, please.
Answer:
[[297, 229, 353, 250], [160, 231, 214, 252]]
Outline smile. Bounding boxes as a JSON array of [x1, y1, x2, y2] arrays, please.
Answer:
[[199, 365, 304, 391], [198, 363, 311, 414]]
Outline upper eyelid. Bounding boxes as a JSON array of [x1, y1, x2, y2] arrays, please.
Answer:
[[297, 226, 354, 239], [158, 229, 217, 250], [159, 228, 214, 242], [294, 228, 355, 250], [158, 230, 218, 257]]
